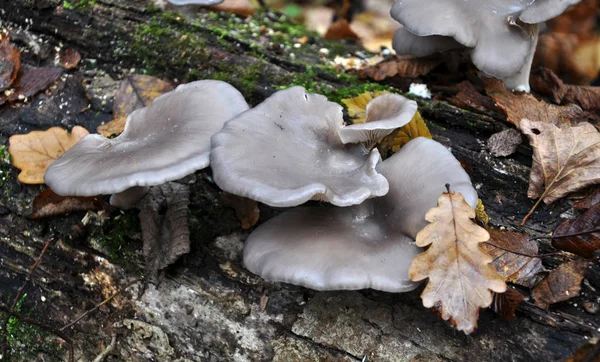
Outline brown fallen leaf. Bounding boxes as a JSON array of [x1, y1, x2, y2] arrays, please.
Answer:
[[0, 65, 62, 105], [0, 34, 21, 92], [532, 259, 588, 309], [531, 67, 600, 112], [520, 119, 600, 225], [482, 229, 543, 288], [545, 0, 597, 40], [97, 74, 174, 137], [553, 202, 600, 259], [573, 187, 600, 209], [474, 199, 489, 227], [324, 19, 359, 41], [59, 48, 81, 70], [566, 341, 600, 362], [209, 0, 255, 17], [220, 192, 260, 230], [491, 288, 526, 321], [409, 188, 507, 334], [447, 81, 496, 114], [357, 57, 441, 82], [31, 188, 108, 219], [484, 78, 585, 128], [8, 126, 89, 184], [487, 128, 523, 157]]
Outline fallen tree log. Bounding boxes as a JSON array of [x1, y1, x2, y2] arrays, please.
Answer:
[[0, 0, 598, 361]]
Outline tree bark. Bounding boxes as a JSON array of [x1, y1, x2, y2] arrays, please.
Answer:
[[0, 1, 598, 361]]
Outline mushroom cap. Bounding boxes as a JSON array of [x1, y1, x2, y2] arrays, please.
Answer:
[[392, 27, 463, 58], [519, 0, 582, 24], [338, 93, 418, 145], [109, 186, 150, 209], [244, 204, 420, 292], [243, 137, 477, 292], [168, 0, 223, 6], [45, 80, 249, 196], [210, 86, 389, 207], [390, 0, 559, 79]]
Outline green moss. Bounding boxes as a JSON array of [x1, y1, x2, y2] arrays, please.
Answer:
[[90, 212, 141, 271], [1, 294, 64, 361], [63, 0, 95, 10]]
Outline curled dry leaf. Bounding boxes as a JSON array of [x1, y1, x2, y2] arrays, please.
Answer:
[[553, 202, 600, 259], [324, 19, 359, 41], [0, 65, 62, 106], [491, 288, 526, 321], [31, 188, 109, 219], [482, 229, 543, 288], [531, 67, 600, 112], [447, 81, 496, 114], [532, 259, 588, 309], [97, 74, 174, 137], [220, 192, 260, 230], [0, 34, 21, 92], [357, 57, 442, 82], [484, 78, 585, 128], [59, 48, 81, 69], [409, 189, 507, 334], [8, 126, 89, 184], [520, 119, 600, 225]]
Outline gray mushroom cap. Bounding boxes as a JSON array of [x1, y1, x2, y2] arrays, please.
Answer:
[[338, 93, 418, 146], [392, 27, 463, 58], [243, 137, 477, 292], [210, 86, 389, 208], [45, 80, 249, 198], [390, 0, 581, 91]]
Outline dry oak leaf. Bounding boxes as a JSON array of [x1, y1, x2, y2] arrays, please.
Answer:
[[482, 229, 543, 288], [484, 78, 585, 128], [409, 190, 507, 334], [532, 259, 588, 309], [97, 74, 174, 137], [520, 119, 600, 225], [553, 202, 600, 259], [8, 126, 89, 184], [0, 34, 21, 92], [31, 188, 108, 219]]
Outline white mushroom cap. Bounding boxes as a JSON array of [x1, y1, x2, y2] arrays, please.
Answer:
[[243, 137, 477, 292], [210, 86, 389, 207], [390, 0, 580, 91], [338, 93, 418, 146], [392, 27, 463, 58], [45, 80, 249, 197]]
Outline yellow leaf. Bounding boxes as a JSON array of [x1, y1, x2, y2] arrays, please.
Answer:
[[8, 126, 89, 184], [378, 111, 432, 155], [97, 74, 174, 137], [409, 189, 506, 334], [475, 199, 489, 227], [341, 90, 388, 124]]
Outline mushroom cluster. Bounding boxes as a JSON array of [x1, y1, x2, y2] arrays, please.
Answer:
[[390, 0, 582, 92], [45, 79, 477, 293]]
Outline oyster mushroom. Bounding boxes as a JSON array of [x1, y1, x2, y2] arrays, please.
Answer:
[[210, 86, 391, 208], [243, 137, 477, 292], [390, 0, 582, 92], [45, 80, 249, 208]]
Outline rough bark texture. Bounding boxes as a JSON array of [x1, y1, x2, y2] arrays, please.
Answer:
[[0, 1, 599, 361]]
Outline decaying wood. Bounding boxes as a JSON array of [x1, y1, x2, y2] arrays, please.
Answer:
[[0, 0, 599, 361]]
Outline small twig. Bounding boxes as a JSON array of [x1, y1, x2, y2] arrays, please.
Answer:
[[521, 197, 544, 226], [92, 332, 117, 362], [60, 279, 139, 332], [0, 302, 74, 362], [1, 237, 55, 356]]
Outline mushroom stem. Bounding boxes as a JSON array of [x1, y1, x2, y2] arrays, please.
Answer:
[[110, 186, 150, 209], [500, 23, 540, 93]]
